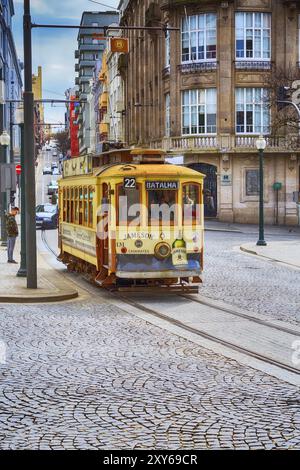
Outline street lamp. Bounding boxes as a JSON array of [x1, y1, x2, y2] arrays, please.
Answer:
[[0, 130, 11, 147], [256, 135, 267, 247], [0, 130, 11, 246]]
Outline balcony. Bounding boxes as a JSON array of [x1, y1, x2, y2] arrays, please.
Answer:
[[234, 60, 272, 71], [160, 0, 232, 9], [235, 135, 300, 152], [75, 64, 79, 72], [149, 134, 300, 153], [75, 50, 79, 59], [99, 92, 108, 110], [178, 62, 217, 74]]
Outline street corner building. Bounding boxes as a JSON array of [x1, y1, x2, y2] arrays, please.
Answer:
[[118, 0, 300, 225]]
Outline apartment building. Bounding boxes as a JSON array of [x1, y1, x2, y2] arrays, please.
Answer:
[[75, 11, 119, 155], [119, 0, 300, 225]]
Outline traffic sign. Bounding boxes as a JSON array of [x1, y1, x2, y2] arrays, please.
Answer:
[[16, 164, 21, 175]]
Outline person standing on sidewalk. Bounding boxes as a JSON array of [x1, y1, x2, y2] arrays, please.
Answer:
[[5, 207, 19, 264]]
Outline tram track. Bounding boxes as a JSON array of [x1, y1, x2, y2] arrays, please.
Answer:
[[41, 230, 300, 379]]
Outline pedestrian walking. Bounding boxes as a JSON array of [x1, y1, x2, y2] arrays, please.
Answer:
[[5, 207, 20, 264]]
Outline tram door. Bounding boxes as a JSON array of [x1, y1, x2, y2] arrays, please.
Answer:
[[99, 183, 109, 267], [188, 163, 217, 218]]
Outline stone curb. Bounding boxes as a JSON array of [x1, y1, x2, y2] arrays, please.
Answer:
[[240, 246, 300, 270], [0, 290, 78, 303]]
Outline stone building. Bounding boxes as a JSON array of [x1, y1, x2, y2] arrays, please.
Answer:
[[118, 0, 300, 225]]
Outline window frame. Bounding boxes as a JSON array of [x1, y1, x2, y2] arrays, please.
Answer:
[[116, 182, 142, 227], [182, 88, 217, 136], [182, 182, 202, 227], [181, 13, 217, 64], [235, 87, 270, 135], [235, 12, 271, 62]]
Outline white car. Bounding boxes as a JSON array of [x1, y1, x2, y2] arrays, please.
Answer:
[[43, 165, 52, 175], [52, 167, 60, 176]]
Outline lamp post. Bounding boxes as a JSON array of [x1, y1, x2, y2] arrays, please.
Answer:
[[256, 135, 267, 247], [0, 130, 11, 246]]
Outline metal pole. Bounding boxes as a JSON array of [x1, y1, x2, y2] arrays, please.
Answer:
[[257, 148, 267, 246], [17, 123, 26, 277], [0, 103, 7, 245], [24, 0, 37, 288]]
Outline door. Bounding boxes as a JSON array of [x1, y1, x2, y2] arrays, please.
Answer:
[[188, 163, 217, 218], [98, 183, 109, 268]]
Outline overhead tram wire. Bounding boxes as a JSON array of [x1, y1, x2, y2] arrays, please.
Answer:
[[87, 0, 119, 10]]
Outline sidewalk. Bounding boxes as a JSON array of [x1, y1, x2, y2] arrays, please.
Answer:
[[205, 219, 300, 235], [240, 240, 300, 269], [0, 238, 78, 303]]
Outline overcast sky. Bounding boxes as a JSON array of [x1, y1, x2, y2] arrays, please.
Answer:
[[13, 0, 119, 129]]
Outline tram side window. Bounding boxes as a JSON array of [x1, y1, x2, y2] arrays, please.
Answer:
[[75, 188, 79, 224], [63, 188, 67, 222], [83, 187, 88, 226], [182, 183, 201, 225], [79, 187, 83, 225], [70, 188, 74, 223], [88, 187, 94, 227], [66, 188, 70, 223], [148, 190, 177, 225], [117, 184, 141, 226]]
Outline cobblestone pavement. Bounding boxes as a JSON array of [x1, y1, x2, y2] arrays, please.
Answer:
[[0, 299, 299, 450], [201, 231, 300, 325]]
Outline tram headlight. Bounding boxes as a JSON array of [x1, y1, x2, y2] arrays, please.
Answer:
[[154, 242, 171, 260]]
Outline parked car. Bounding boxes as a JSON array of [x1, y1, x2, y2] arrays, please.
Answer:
[[43, 165, 52, 175], [36, 204, 58, 229], [51, 162, 58, 169], [52, 167, 60, 176], [47, 180, 58, 195]]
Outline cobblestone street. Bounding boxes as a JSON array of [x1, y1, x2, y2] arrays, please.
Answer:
[[201, 231, 300, 325], [0, 288, 299, 449]]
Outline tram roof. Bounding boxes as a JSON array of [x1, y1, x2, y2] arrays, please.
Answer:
[[96, 163, 205, 179]]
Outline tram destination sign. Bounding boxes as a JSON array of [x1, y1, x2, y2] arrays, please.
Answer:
[[146, 181, 179, 190]]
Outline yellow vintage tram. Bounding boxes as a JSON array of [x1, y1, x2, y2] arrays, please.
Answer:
[[58, 149, 205, 292]]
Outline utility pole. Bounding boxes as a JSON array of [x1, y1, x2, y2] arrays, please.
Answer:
[[23, 0, 37, 288], [17, 122, 26, 277], [0, 102, 7, 245]]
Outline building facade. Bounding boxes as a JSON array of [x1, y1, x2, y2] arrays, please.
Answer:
[[106, 38, 125, 143], [32, 66, 45, 157], [65, 87, 80, 157], [119, 0, 300, 225], [75, 10, 119, 155], [0, 0, 23, 165]]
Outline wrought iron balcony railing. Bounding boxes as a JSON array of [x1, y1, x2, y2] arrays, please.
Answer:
[[234, 60, 272, 71], [178, 62, 218, 74]]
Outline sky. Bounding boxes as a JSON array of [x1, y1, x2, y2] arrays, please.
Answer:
[[12, 0, 119, 129]]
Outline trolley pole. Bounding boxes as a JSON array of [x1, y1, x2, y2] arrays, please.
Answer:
[[23, 0, 37, 288]]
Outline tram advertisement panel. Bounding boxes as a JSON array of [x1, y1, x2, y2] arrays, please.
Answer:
[[61, 223, 96, 256]]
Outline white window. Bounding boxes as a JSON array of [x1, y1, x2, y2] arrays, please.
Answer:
[[236, 12, 271, 60], [236, 88, 270, 134], [182, 14, 217, 63], [182, 89, 217, 135], [165, 26, 170, 67], [165, 93, 170, 137]]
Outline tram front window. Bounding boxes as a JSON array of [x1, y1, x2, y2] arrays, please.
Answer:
[[118, 184, 141, 226], [148, 190, 177, 226]]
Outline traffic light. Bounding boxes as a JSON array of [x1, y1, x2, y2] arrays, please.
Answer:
[[277, 85, 291, 111]]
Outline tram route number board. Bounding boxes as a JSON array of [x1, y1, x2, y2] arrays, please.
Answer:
[[124, 177, 136, 189], [146, 181, 179, 190]]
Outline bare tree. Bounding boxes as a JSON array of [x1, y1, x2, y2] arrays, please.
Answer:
[[51, 130, 70, 156], [264, 63, 300, 136]]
